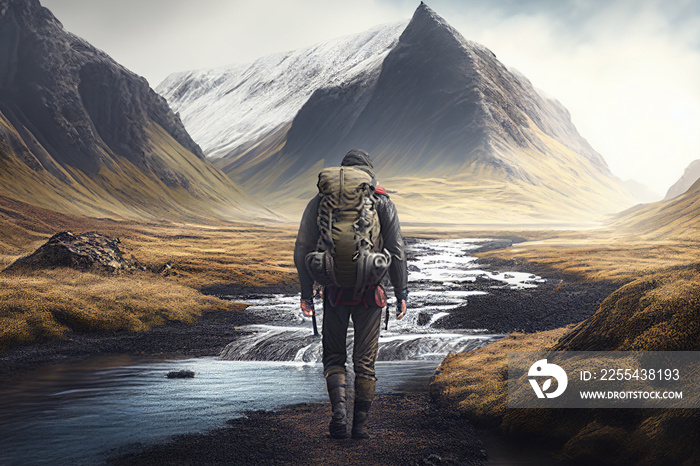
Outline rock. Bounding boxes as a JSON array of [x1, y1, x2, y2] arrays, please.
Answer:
[[166, 370, 195, 379], [408, 264, 421, 273], [416, 312, 432, 326], [470, 239, 515, 254], [3, 231, 132, 274], [474, 274, 492, 283]]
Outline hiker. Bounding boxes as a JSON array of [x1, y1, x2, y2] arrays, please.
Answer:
[[294, 149, 409, 440]]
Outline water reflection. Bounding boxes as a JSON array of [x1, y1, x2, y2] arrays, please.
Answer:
[[0, 358, 435, 465]]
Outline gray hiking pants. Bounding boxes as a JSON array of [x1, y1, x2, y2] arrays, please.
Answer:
[[322, 294, 382, 381]]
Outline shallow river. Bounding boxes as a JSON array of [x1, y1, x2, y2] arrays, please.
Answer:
[[0, 238, 544, 465]]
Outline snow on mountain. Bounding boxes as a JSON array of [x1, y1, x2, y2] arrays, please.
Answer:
[[156, 21, 407, 160]]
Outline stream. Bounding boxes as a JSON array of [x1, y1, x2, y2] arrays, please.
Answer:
[[0, 238, 544, 465]]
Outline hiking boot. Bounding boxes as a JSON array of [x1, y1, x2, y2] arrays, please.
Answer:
[[325, 372, 348, 439], [351, 376, 375, 439]]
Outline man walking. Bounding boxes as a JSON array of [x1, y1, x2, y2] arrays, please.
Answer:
[[294, 149, 408, 439]]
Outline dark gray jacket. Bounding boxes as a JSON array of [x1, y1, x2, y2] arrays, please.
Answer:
[[294, 191, 408, 301]]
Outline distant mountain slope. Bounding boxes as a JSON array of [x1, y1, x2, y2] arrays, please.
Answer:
[[623, 179, 660, 204], [160, 3, 635, 225], [0, 0, 273, 222], [664, 159, 700, 200], [613, 176, 700, 239]]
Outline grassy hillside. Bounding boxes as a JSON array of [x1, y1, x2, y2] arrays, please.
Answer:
[[611, 177, 700, 240], [0, 200, 297, 352], [0, 114, 273, 222], [0, 0, 275, 225], [215, 116, 634, 227]]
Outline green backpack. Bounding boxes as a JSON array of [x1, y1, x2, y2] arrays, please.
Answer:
[[305, 166, 391, 298]]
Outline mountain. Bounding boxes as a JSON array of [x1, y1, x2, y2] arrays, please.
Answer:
[[160, 3, 635, 224], [157, 22, 407, 162], [613, 176, 700, 239], [0, 0, 272, 222], [664, 159, 700, 200]]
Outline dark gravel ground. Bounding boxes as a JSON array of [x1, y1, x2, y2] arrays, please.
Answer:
[[108, 393, 488, 466], [433, 279, 621, 333]]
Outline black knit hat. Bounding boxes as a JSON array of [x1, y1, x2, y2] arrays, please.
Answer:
[[340, 149, 373, 169]]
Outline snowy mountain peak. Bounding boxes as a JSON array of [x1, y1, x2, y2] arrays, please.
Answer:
[[156, 21, 407, 160], [159, 2, 635, 223]]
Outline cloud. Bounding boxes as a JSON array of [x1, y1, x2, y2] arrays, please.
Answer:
[[43, 0, 403, 85]]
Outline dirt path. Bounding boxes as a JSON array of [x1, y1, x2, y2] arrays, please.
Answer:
[[108, 393, 487, 466]]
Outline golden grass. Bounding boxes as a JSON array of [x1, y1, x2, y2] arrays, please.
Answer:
[[552, 265, 700, 352], [0, 201, 296, 351], [1, 193, 299, 287], [479, 231, 700, 283], [0, 268, 246, 351], [116, 222, 298, 290], [432, 327, 571, 424]]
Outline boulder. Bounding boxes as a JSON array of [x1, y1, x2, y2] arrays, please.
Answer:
[[3, 231, 131, 274], [166, 370, 195, 379]]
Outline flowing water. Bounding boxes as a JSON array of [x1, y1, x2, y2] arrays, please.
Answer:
[[0, 238, 544, 465]]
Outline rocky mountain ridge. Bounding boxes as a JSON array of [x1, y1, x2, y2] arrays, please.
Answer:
[[160, 3, 636, 224]]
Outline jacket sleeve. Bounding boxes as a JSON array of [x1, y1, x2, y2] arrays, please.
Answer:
[[376, 195, 409, 301], [294, 195, 321, 300]]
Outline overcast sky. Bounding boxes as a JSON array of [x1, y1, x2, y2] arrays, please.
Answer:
[[41, 0, 700, 197]]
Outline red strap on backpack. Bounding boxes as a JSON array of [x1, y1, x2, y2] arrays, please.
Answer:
[[327, 285, 387, 308]]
